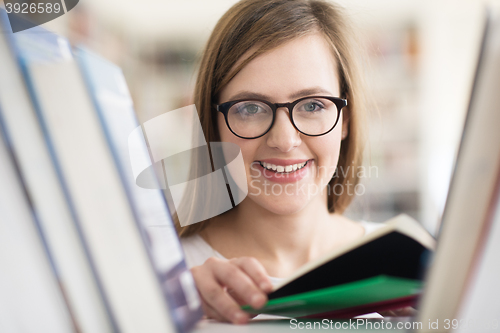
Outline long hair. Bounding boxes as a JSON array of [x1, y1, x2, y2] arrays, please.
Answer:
[[174, 0, 367, 237]]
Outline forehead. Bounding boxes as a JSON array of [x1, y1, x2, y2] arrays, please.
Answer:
[[219, 32, 340, 103]]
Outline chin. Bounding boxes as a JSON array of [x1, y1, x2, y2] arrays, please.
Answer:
[[247, 193, 311, 216]]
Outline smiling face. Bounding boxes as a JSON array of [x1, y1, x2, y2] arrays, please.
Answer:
[[217, 32, 346, 216]]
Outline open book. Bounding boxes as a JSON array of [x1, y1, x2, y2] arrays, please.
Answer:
[[242, 214, 435, 318]]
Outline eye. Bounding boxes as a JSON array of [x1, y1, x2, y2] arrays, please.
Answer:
[[232, 102, 268, 116], [243, 104, 261, 114], [299, 100, 325, 113], [304, 102, 318, 112]]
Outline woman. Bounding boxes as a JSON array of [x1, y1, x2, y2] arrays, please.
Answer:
[[175, 0, 383, 324]]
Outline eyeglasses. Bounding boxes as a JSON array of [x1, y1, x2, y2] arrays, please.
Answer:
[[215, 96, 347, 139]]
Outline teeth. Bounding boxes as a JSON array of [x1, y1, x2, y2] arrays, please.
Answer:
[[260, 161, 308, 173]]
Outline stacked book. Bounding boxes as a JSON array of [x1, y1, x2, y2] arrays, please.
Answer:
[[0, 9, 202, 333]]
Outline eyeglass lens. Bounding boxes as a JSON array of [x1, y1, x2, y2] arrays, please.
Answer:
[[226, 97, 339, 138]]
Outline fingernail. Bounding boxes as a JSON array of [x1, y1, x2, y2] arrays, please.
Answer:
[[251, 294, 265, 308]]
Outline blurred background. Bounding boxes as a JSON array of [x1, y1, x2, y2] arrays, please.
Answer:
[[12, 0, 494, 235]]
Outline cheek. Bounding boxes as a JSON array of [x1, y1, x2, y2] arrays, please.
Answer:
[[217, 113, 230, 141], [217, 113, 259, 170], [312, 119, 343, 178]]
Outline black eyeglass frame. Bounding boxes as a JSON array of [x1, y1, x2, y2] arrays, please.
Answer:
[[214, 95, 347, 139]]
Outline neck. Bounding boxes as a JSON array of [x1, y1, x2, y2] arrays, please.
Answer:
[[203, 191, 349, 276]]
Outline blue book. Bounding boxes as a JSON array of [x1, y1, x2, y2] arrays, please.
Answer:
[[76, 47, 203, 333]]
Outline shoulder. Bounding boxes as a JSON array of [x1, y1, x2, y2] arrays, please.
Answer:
[[180, 233, 225, 268]]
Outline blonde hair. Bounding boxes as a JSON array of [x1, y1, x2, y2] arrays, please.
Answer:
[[175, 0, 367, 237]]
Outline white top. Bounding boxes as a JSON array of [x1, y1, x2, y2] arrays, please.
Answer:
[[180, 220, 385, 286]]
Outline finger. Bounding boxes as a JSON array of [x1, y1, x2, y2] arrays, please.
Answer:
[[209, 258, 267, 309], [379, 310, 397, 317], [192, 267, 226, 321], [230, 257, 274, 293], [200, 298, 228, 322], [201, 283, 250, 324], [205, 294, 261, 321], [201, 302, 224, 321], [225, 289, 260, 320], [194, 263, 250, 324], [227, 288, 248, 306], [392, 307, 417, 316]]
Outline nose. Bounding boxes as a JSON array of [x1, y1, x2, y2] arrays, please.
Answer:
[[266, 107, 302, 152]]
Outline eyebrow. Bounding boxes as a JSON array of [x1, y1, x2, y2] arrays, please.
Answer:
[[227, 87, 335, 102]]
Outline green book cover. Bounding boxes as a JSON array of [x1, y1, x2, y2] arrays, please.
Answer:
[[242, 275, 422, 317]]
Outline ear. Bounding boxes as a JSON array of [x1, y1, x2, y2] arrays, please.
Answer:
[[341, 106, 350, 140]]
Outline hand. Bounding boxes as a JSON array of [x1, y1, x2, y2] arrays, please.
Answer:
[[191, 256, 274, 324], [379, 307, 417, 317]]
